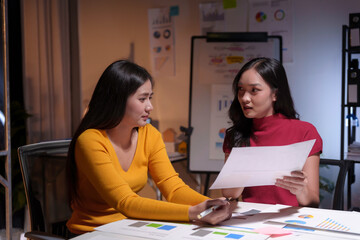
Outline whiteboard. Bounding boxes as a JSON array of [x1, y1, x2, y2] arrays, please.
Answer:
[[188, 33, 282, 173]]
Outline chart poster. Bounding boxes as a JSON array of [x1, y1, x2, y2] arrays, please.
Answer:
[[249, 0, 293, 62], [209, 84, 233, 160], [199, 2, 226, 35], [148, 8, 175, 76], [199, 2, 245, 35], [197, 41, 275, 85]]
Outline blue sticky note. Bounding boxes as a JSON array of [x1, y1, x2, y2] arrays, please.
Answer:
[[225, 233, 244, 239], [170, 6, 179, 16], [158, 225, 176, 231]]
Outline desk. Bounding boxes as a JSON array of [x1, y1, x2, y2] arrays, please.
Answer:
[[71, 202, 360, 240], [72, 231, 145, 240]]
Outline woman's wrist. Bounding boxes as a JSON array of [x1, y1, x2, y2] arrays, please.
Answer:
[[188, 205, 201, 221]]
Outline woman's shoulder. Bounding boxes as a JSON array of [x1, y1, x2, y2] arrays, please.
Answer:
[[273, 114, 317, 131], [138, 124, 165, 150], [286, 118, 322, 141], [139, 123, 161, 136], [288, 118, 318, 131], [77, 129, 107, 143]]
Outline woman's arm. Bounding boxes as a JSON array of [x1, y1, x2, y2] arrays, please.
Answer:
[[147, 127, 208, 205], [275, 152, 320, 207], [221, 152, 244, 200], [146, 126, 233, 224]]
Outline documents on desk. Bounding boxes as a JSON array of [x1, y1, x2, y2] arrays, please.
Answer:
[[210, 139, 315, 189], [90, 201, 360, 240]]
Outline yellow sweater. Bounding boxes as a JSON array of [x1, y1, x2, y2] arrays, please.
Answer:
[[67, 124, 208, 234]]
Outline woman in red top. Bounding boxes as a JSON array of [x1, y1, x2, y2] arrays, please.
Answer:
[[222, 57, 322, 207]]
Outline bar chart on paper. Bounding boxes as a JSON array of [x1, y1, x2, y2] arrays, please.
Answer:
[[287, 215, 353, 232], [95, 219, 268, 240], [269, 206, 360, 235], [96, 220, 179, 239], [314, 218, 351, 232]]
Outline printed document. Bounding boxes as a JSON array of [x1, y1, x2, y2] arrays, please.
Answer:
[[210, 139, 315, 189]]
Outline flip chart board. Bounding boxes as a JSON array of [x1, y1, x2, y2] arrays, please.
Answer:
[[188, 32, 282, 173]]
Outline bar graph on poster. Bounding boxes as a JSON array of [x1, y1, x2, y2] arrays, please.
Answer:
[[209, 84, 232, 160]]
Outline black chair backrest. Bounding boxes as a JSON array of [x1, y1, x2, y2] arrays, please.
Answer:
[[320, 158, 353, 210], [18, 140, 71, 237]]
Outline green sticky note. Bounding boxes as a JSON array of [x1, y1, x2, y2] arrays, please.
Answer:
[[146, 223, 163, 228], [223, 0, 236, 9]]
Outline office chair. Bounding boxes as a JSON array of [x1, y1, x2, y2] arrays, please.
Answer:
[[320, 158, 355, 210], [18, 140, 72, 240]]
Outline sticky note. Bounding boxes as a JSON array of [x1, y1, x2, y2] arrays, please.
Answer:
[[170, 6, 179, 16], [223, 0, 236, 9], [253, 226, 292, 236]]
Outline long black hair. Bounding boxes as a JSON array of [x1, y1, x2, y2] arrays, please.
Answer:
[[67, 60, 153, 202], [226, 57, 298, 147]]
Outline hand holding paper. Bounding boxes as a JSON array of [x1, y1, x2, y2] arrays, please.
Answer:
[[275, 170, 307, 195], [210, 139, 315, 189]]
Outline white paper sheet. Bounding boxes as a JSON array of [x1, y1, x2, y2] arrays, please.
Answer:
[[210, 139, 315, 189], [87, 202, 360, 240], [221, 202, 288, 230], [267, 205, 360, 236], [95, 219, 268, 240]]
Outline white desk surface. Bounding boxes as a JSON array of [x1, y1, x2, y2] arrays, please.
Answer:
[[72, 230, 360, 240], [71, 202, 360, 240], [72, 231, 144, 240]]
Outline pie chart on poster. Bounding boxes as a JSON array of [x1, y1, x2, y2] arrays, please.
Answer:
[[255, 12, 267, 22], [274, 9, 285, 21], [218, 128, 226, 139]]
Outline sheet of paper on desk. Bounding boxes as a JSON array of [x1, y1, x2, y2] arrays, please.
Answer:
[[267, 205, 360, 236], [95, 219, 269, 240], [221, 202, 288, 230], [210, 139, 315, 189]]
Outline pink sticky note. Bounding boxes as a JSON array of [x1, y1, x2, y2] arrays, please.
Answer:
[[254, 226, 292, 237]]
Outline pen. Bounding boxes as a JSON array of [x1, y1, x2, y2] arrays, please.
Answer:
[[197, 197, 237, 219], [197, 205, 221, 219]]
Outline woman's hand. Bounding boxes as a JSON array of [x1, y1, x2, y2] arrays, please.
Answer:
[[275, 154, 320, 207], [188, 198, 235, 225], [275, 170, 307, 196], [222, 187, 244, 200]]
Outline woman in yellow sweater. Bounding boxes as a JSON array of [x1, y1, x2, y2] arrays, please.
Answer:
[[66, 60, 233, 235]]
